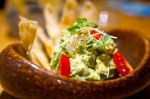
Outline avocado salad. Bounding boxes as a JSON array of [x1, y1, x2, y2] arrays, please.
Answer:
[[50, 18, 133, 81]]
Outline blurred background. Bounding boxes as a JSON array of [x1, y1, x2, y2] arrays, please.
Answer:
[[0, 0, 150, 98], [0, 0, 150, 50]]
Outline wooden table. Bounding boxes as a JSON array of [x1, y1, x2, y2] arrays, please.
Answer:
[[0, 8, 150, 98]]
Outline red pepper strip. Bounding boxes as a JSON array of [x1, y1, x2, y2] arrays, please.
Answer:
[[90, 30, 98, 35], [59, 54, 71, 77], [90, 30, 103, 40], [92, 33, 103, 40], [113, 50, 133, 76]]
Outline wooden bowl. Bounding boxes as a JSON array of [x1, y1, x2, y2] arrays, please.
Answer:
[[0, 30, 150, 99]]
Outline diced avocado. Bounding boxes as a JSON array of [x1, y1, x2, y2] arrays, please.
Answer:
[[50, 18, 118, 81]]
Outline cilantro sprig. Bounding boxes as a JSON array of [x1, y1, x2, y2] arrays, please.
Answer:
[[68, 18, 97, 34]]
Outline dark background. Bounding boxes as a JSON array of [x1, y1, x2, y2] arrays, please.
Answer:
[[0, 0, 5, 9]]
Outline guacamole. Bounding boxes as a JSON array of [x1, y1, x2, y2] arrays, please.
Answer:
[[50, 18, 132, 81]]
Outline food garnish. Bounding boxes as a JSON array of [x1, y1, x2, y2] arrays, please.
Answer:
[[50, 18, 133, 80]]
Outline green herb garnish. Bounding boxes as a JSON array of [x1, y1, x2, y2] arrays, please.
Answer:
[[68, 18, 97, 34], [87, 37, 94, 45], [103, 34, 111, 43], [52, 50, 61, 69], [92, 41, 104, 49], [79, 44, 87, 53]]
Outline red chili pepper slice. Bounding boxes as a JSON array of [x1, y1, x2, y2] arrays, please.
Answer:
[[59, 54, 71, 77], [90, 30, 98, 35], [113, 50, 133, 75], [90, 30, 103, 40], [92, 33, 103, 40]]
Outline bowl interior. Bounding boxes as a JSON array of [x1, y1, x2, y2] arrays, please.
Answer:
[[108, 30, 147, 69], [13, 30, 147, 70], [0, 29, 149, 99]]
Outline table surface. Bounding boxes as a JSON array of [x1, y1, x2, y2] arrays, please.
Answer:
[[0, 7, 150, 98]]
